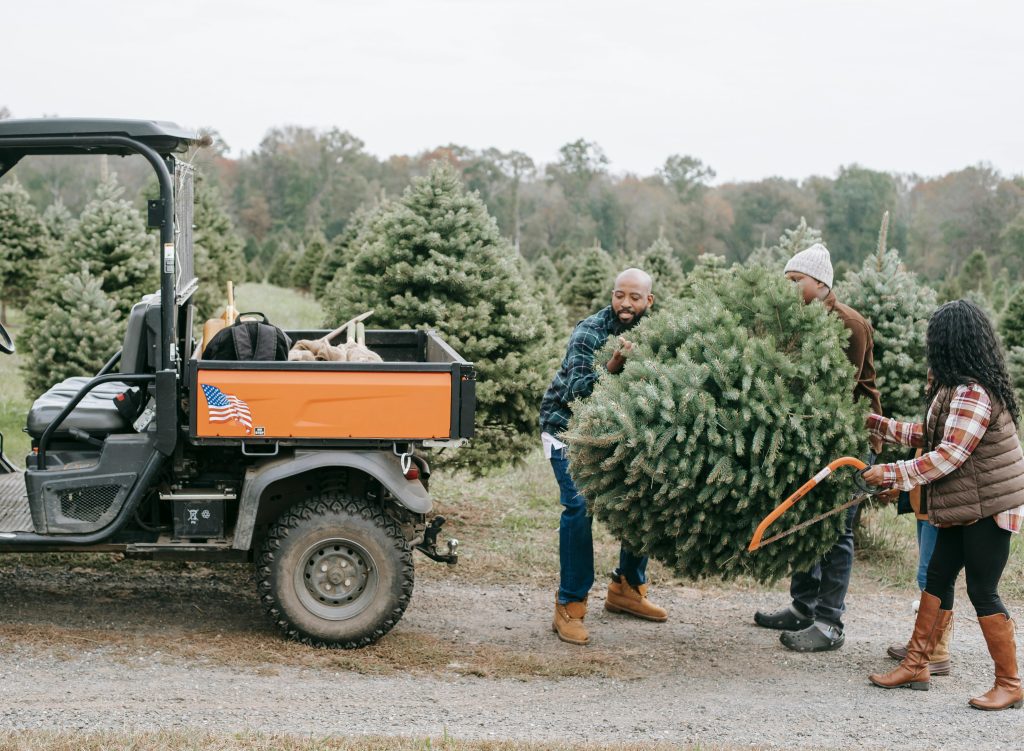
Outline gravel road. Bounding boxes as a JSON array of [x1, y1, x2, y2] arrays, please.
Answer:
[[0, 557, 1021, 749]]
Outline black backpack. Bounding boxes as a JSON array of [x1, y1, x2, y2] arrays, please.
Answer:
[[202, 312, 291, 361]]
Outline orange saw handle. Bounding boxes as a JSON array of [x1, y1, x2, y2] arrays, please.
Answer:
[[747, 456, 868, 552]]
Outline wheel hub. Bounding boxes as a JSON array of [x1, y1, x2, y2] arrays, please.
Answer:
[[295, 538, 378, 621]]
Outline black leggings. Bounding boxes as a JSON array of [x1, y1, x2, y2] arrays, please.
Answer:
[[924, 516, 1012, 617]]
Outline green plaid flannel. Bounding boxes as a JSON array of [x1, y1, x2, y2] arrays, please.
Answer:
[[540, 306, 622, 437]]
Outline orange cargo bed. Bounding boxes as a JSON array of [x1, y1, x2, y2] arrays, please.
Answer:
[[188, 329, 475, 446]]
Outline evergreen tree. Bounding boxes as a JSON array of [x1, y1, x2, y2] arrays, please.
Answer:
[[528, 254, 571, 338], [0, 177, 53, 321], [67, 176, 156, 313], [42, 199, 75, 245], [313, 206, 372, 299], [565, 266, 867, 582], [267, 243, 296, 288], [1006, 345, 1024, 409], [990, 269, 1013, 318], [564, 243, 615, 322], [638, 235, 685, 301], [1000, 284, 1024, 351], [23, 265, 122, 396], [678, 252, 732, 298], [962, 288, 996, 320], [192, 177, 247, 317], [292, 230, 329, 291], [746, 217, 823, 271], [835, 212, 936, 420], [959, 249, 993, 297], [324, 162, 558, 472], [1001, 209, 1024, 277], [937, 274, 962, 305]]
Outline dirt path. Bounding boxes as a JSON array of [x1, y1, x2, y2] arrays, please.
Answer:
[[0, 558, 1020, 749]]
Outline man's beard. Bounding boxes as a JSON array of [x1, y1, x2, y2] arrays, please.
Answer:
[[613, 308, 645, 334]]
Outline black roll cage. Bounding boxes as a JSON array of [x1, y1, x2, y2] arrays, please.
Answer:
[[0, 121, 202, 470]]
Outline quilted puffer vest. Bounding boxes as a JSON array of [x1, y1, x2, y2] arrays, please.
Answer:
[[926, 385, 1024, 526]]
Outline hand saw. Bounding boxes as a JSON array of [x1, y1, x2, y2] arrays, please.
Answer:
[[747, 456, 886, 552]]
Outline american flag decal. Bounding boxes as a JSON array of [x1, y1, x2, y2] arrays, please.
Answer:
[[201, 384, 253, 433]]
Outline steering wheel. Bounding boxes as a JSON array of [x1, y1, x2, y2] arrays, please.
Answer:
[[0, 320, 15, 355]]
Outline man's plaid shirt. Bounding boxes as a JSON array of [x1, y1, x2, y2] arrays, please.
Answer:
[[867, 383, 1024, 532], [540, 306, 624, 437]]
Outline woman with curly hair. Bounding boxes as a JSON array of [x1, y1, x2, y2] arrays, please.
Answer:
[[863, 299, 1024, 710]]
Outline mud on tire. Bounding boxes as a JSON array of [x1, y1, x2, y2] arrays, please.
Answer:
[[256, 494, 414, 648]]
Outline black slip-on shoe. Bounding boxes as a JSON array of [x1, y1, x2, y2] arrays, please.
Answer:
[[780, 624, 845, 653], [754, 606, 813, 631]]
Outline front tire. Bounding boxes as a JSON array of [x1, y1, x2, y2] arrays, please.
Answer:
[[257, 494, 414, 648]]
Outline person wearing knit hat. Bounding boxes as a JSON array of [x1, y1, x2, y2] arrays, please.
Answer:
[[784, 242, 834, 291], [754, 241, 884, 653]]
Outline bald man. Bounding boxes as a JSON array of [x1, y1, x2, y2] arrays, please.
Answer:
[[540, 268, 668, 645]]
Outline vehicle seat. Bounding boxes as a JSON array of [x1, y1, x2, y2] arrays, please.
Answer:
[[25, 293, 160, 439]]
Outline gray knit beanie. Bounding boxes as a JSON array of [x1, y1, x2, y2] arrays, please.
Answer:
[[783, 243, 834, 288]]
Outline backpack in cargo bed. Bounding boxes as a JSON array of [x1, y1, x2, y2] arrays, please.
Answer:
[[202, 312, 291, 361]]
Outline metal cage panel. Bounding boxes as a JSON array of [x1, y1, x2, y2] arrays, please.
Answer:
[[174, 160, 197, 303]]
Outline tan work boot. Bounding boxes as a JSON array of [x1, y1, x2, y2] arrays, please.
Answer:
[[553, 597, 589, 645], [870, 592, 952, 691], [887, 613, 953, 676], [604, 574, 667, 622], [969, 613, 1024, 711]]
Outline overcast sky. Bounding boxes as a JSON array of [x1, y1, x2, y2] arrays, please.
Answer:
[[3, 0, 1021, 183]]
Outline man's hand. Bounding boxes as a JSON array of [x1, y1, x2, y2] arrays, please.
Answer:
[[606, 337, 634, 374], [875, 488, 900, 504], [861, 464, 887, 487]]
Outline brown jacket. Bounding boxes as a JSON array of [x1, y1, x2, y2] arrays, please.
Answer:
[[823, 292, 883, 416], [926, 386, 1024, 526]]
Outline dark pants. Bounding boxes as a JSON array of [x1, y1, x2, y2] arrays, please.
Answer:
[[790, 504, 857, 631], [550, 447, 648, 604], [925, 516, 1012, 618]]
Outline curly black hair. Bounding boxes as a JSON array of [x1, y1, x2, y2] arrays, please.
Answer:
[[926, 299, 1020, 425]]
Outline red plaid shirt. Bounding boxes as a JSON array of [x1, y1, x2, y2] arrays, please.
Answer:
[[866, 383, 1024, 533]]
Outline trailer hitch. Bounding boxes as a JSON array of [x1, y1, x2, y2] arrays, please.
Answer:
[[415, 515, 459, 565]]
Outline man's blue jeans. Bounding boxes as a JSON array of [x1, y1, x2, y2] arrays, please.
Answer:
[[789, 503, 857, 631], [916, 519, 939, 592], [550, 447, 647, 604]]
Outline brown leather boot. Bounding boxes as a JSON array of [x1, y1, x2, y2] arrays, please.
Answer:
[[887, 614, 953, 676], [969, 613, 1024, 711], [604, 575, 667, 622], [553, 597, 589, 645], [870, 591, 952, 691]]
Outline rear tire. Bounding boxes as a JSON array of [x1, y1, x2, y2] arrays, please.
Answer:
[[257, 494, 413, 648]]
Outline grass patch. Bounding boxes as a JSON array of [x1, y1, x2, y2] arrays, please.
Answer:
[[0, 732, 698, 751], [854, 507, 918, 588], [0, 306, 30, 464], [232, 282, 324, 330]]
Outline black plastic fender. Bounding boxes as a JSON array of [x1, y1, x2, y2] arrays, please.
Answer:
[[232, 449, 430, 551]]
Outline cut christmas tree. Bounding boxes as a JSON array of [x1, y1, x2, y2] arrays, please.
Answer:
[[564, 265, 868, 582]]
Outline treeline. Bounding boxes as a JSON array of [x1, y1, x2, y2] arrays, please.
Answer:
[[3, 111, 1024, 293]]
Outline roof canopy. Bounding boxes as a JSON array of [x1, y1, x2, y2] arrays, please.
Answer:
[[0, 118, 200, 175]]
